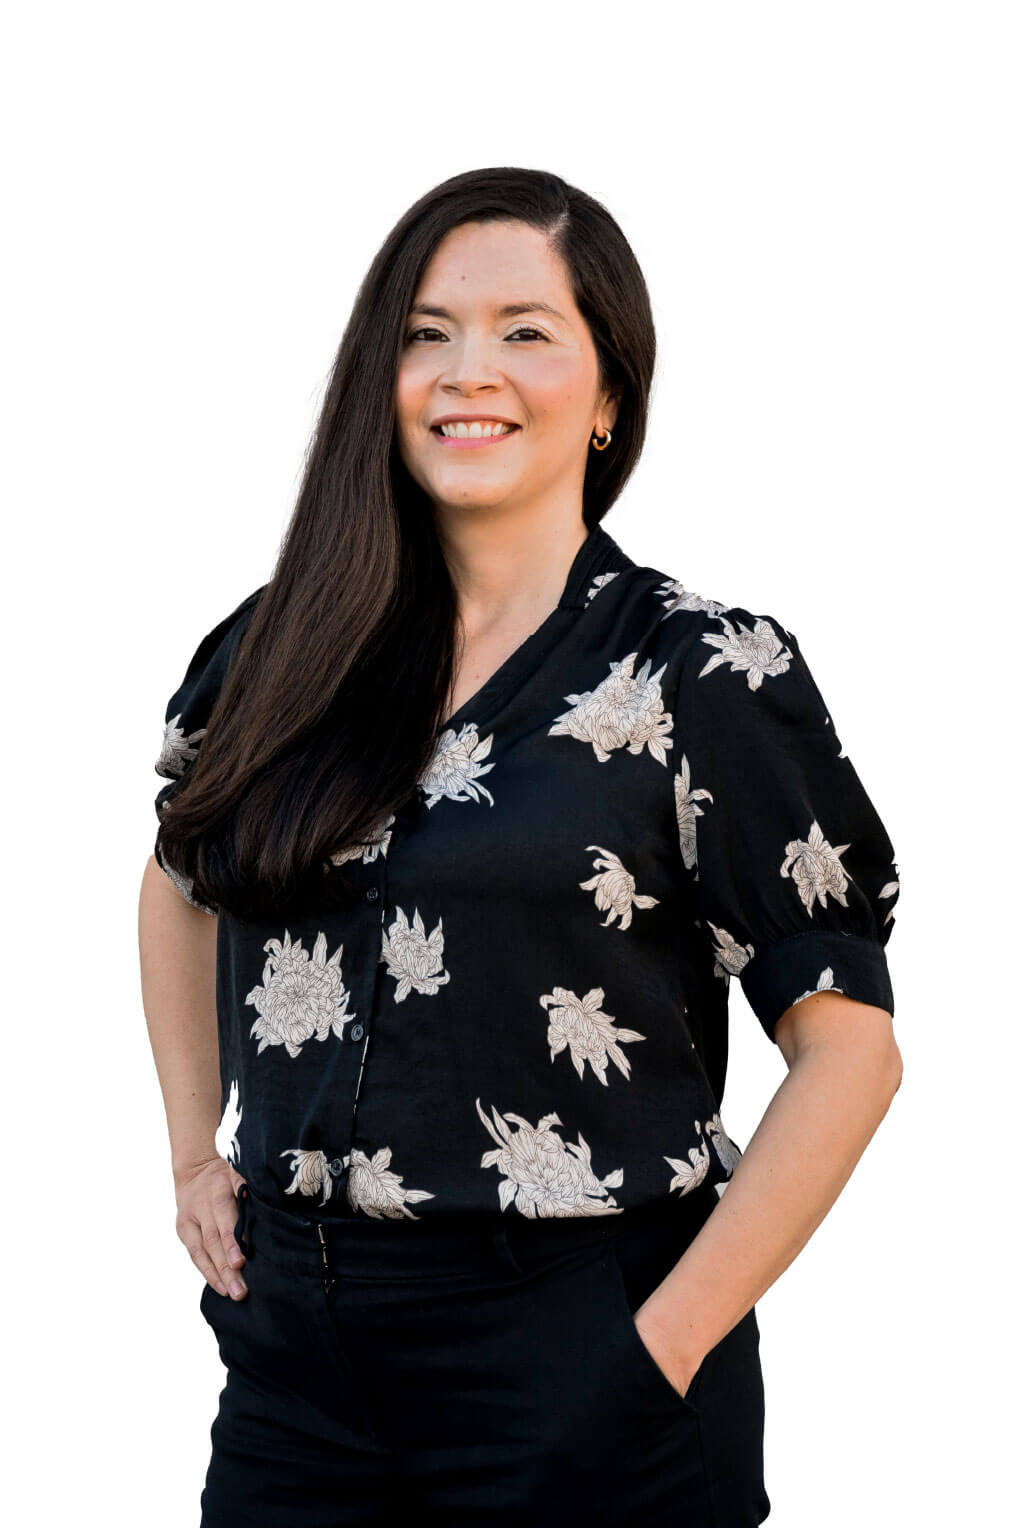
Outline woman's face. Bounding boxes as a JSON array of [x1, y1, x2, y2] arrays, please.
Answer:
[[395, 219, 618, 518]]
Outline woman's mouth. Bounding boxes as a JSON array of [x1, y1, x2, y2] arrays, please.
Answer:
[[431, 424, 521, 449]]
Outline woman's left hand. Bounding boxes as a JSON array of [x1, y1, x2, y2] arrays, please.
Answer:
[[634, 1309, 704, 1400]]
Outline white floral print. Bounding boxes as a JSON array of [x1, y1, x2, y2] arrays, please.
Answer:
[[155, 713, 206, 778], [280, 1145, 435, 1217], [281, 1147, 345, 1205], [708, 921, 755, 982], [476, 1098, 623, 1217], [345, 1146, 436, 1219], [548, 652, 673, 765], [655, 579, 729, 620], [420, 723, 496, 807], [781, 819, 853, 916], [586, 570, 621, 602], [667, 1112, 743, 1202], [665, 1125, 711, 1194], [329, 814, 395, 866], [707, 1111, 742, 1176], [698, 615, 794, 691], [380, 905, 450, 1001], [880, 873, 901, 923], [540, 985, 647, 1084], [789, 965, 846, 1009], [673, 752, 712, 873], [246, 929, 356, 1057], [579, 845, 658, 929], [215, 1079, 242, 1165]]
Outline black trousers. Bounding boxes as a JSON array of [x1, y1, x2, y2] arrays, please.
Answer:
[[198, 1177, 771, 1527]]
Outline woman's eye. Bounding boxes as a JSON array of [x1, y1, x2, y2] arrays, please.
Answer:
[[405, 326, 547, 344]]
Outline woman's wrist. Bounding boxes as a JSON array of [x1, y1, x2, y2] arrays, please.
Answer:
[[172, 1134, 222, 1187], [635, 1295, 712, 1392]]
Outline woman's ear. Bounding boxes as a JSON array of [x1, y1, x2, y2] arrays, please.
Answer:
[[603, 385, 623, 432]]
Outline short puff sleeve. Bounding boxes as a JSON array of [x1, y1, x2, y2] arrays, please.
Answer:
[[673, 606, 901, 1043], [153, 587, 263, 910]]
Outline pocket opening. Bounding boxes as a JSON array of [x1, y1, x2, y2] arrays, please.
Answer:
[[605, 1239, 709, 1413]]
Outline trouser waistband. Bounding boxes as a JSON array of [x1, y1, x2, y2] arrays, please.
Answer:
[[230, 1176, 720, 1292]]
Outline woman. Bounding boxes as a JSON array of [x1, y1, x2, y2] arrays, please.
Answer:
[[139, 167, 902, 1527]]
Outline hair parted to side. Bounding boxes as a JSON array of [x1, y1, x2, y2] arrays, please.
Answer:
[[155, 166, 657, 923]]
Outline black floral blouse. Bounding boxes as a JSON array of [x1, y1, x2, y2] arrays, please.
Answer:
[[153, 523, 900, 1222]]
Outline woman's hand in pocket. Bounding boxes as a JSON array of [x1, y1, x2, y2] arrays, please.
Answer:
[[175, 1156, 248, 1300], [634, 1305, 704, 1400]]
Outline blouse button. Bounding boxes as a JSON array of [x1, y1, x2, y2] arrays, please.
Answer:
[[365, 886, 379, 903], [327, 1157, 344, 1176], [350, 1022, 365, 1041]]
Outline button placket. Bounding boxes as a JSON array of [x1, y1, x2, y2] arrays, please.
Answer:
[[334, 866, 387, 1188], [315, 1221, 335, 1294], [351, 1028, 370, 1120]]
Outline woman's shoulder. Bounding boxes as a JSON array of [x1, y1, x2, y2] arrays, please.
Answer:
[[155, 584, 266, 781], [619, 562, 797, 670], [178, 583, 267, 684], [189, 584, 266, 666], [643, 575, 842, 737]]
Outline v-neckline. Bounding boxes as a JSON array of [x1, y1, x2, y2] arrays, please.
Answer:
[[436, 521, 627, 736]]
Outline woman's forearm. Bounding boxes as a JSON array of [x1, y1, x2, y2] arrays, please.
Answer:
[[138, 855, 223, 1182], [639, 998, 903, 1376]]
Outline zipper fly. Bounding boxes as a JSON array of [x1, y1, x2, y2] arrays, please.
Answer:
[[315, 1222, 335, 1293]]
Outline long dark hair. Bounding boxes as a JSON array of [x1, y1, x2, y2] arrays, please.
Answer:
[[155, 167, 657, 923]]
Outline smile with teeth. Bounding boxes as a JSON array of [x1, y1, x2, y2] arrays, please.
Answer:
[[433, 420, 519, 440]]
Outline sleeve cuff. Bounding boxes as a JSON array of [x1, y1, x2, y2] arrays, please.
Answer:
[[740, 930, 894, 1043]]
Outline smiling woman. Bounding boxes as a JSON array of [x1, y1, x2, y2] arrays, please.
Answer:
[[393, 218, 626, 725], [142, 166, 899, 1528]]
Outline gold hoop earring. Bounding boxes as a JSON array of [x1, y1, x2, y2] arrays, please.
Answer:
[[591, 427, 612, 451]]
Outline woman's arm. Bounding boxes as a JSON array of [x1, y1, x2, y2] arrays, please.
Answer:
[[636, 991, 903, 1391], [137, 854, 248, 1299]]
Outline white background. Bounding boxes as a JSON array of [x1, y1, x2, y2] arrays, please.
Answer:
[[4, 3, 1023, 1522]]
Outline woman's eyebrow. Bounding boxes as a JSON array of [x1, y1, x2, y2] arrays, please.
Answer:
[[408, 301, 566, 322]]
